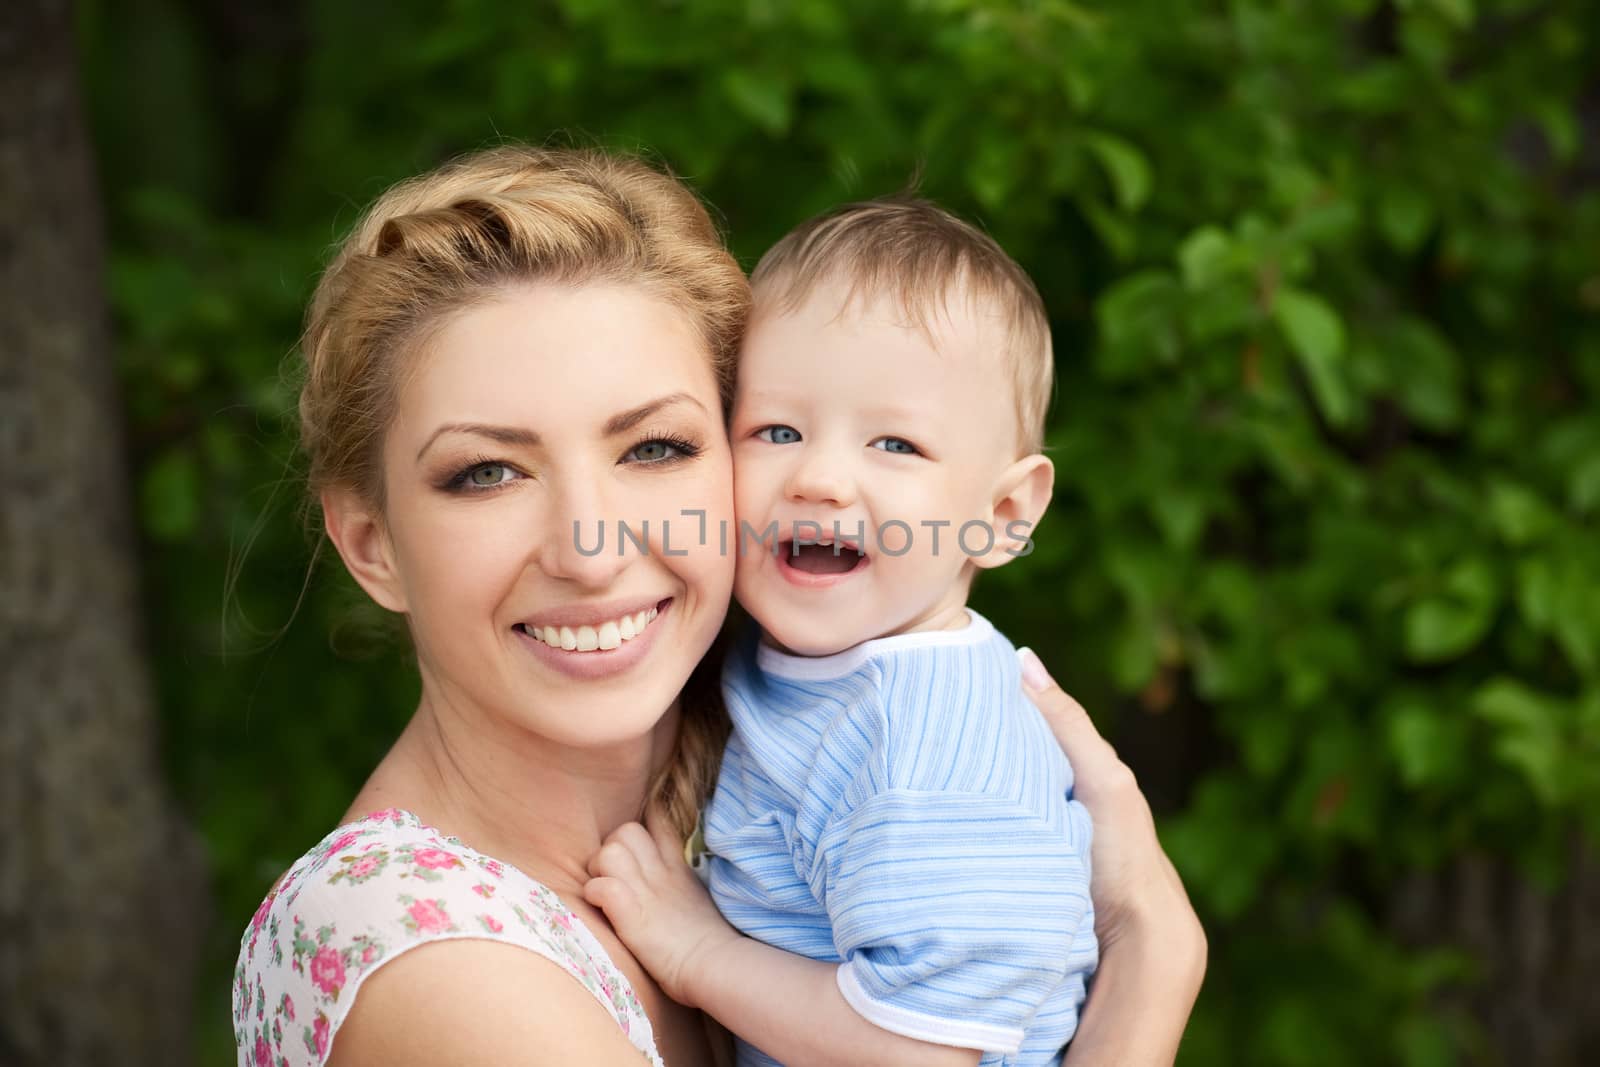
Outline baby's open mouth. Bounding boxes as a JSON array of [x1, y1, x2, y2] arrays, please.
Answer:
[[780, 540, 867, 575]]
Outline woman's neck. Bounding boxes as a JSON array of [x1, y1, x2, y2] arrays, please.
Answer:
[[345, 684, 679, 898]]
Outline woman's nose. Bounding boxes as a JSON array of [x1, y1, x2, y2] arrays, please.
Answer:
[[536, 482, 638, 588]]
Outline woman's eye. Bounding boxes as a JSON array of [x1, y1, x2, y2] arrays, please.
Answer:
[[468, 463, 517, 487], [756, 425, 802, 445], [628, 440, 680, 463], [871, 436, 920, 455], [624, 435, 701, 464]]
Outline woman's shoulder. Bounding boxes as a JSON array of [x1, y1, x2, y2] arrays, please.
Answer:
[[232, 808, 661, 1066]]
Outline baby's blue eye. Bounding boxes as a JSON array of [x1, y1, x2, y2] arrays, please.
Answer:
[[757, 425, 802, 445], [872, 437, 920, 455]]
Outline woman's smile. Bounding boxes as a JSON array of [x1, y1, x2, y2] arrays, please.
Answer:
[[512, 596, 675, 680]]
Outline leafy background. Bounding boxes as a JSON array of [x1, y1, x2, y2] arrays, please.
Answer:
[[80, 0, 1599, 1063]]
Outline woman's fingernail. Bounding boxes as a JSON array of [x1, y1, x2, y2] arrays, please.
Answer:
[[1017, 646, 1052, 691]]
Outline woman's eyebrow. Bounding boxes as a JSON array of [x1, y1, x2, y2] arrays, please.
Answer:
[[414, 394, 706, 461], [604, 392, 706, 435], [415, 423, 540, 461]]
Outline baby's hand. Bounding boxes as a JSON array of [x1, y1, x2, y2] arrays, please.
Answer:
[[583, 807, 740, 1007]]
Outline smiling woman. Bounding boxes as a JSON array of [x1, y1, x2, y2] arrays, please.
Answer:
[[231, 145, 1204, 1067], [234, 148, 747, 1066], [325, 283, 734, 747]]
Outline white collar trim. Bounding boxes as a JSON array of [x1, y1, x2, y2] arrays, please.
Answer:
[[755, 609, 993, 681]]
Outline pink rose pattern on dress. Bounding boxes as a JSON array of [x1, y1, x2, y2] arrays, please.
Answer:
[[308, 945, 345, 996], [232, 808, 661, 1066], [310, 1013, 329, 1057], [335, 851, 387, 883], [402, 896, 454, 935], [412, 847, 460, 870]]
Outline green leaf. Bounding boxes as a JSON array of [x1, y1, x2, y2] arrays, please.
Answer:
[[1569, 454, 1600, 514], [1110, 615, 1158, 690], [1289, 198, 1360, 249], [1472, 678, 1565, 805], [1239, 709, 1295, 777], [1533, 99, 1580, 162], [1079, 197, 1137, 260], [1097, 271, 1179, 342], [1059, 63, 1096, 111], [967, 134, 1022, 212], [1486, 481, 1552, 545], [1274, 286, 1345, 365], [1386, 699, 1466, 788], [1426, 0, 1475, 28], [1515, 556, 1559, 630], [1403, 558, 1499, 661], [799, 50, 875, 100], [1094, 270, 1182, 375], [1178, 226, 1233, 289], [141, 448, 201, 542], [1149, 489, 1208, 551], [720, 68, 792, 135], [1263, 160, 1321, 207], [1161, 777, 1277, 919], [1273, 287, 1350, 424], [1397, 1011, 1464, 1067], [1387, 319, 1463, 431], [1082, 130, 1151, 212], [1182, 281, 1255, 342], [1516, 549, 1600, 676], [1378, 185, 1434, 252]]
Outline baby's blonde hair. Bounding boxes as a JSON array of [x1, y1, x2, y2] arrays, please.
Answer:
[[299, 144, 749, 836], [750, 197, 1053, 455]]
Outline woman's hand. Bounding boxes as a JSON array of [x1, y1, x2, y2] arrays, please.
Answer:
[[1018, 647, 1206, 1065]]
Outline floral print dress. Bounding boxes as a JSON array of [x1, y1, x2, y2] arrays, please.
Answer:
[[233, 808, 663, 1066]]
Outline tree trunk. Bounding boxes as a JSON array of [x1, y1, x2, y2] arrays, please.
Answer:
[[1389, 837, 1600, 1065], [0, 2, 207, 1064]]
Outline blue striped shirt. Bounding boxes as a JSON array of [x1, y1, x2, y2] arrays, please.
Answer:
[[706, 611, 1098, 1065]]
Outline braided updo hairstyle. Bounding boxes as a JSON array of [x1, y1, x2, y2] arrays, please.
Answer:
[[299, 145, 750, 836]]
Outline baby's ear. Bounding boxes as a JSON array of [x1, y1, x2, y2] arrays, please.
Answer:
[[322, 487, 409, 613], [973, 453, 1054, 571]]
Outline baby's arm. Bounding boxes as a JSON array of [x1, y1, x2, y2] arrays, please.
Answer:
[[584, 813, 980, 1067]]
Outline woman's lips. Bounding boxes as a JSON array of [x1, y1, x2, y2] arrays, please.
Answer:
[[514, 598, 673, 679], [515, 602, 662, 651]]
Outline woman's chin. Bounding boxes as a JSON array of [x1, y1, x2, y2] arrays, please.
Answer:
[[518, 684, 683, 752]]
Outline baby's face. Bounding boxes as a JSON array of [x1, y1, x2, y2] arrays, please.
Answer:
[[729, 278, 1022, 656]]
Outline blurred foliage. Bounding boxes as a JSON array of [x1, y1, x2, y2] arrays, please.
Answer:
[[79, 0, 1598, 1063]]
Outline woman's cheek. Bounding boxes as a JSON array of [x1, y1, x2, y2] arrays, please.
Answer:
[[672, 467, 737, 599]]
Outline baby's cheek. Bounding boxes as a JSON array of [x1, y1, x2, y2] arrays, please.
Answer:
[[730, 467, 767, 522], [732, 553, 786, 636], [731, 545, 766, 591], [730, 436, 784, 493]]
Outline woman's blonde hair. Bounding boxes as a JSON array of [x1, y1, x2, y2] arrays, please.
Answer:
[[299, 144, 749, 836]]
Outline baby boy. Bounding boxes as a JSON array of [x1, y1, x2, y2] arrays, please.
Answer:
[[594, 198, 1097, 1066]]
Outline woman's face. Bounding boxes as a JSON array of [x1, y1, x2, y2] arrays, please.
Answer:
[[356, 282, 735, 752]]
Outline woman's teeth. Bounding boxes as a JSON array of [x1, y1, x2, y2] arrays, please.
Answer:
[[522, 606, 660, 652]]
